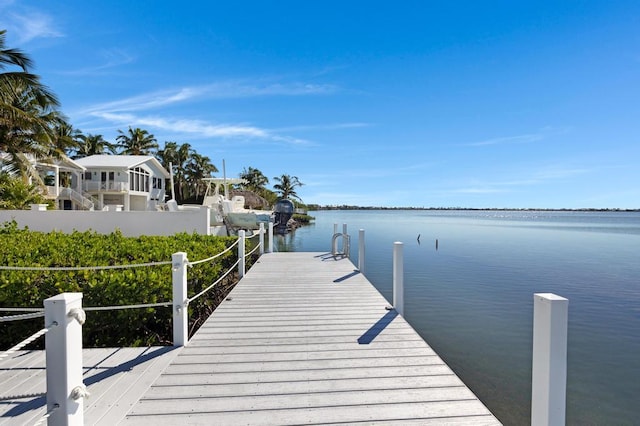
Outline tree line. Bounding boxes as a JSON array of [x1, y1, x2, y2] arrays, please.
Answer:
[[0, 29, 303, 208]]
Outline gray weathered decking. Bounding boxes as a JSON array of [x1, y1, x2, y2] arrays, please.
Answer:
[[123, 252, 501, 425], [2, 252, 501, 425], [0, 346, 179, 426]]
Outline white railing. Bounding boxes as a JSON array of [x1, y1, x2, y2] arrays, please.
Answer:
[[82, 181, 128, 192], [59, 187, 94, 210], [336, 224, 568, 426], [0, 222, 273, 425]]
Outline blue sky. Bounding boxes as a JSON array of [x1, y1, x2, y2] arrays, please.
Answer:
[[2, 1, 639, 208]]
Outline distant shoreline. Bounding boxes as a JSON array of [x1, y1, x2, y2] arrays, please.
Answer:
[[310, 206, 640, 212]]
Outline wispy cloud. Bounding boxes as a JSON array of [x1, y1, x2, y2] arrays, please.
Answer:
[[465, 133, 544, 147], [3, 9, 63, 44], [85, 80, 338, 114], [463, 127, 571, 147], [76, 79, 342, 144], [59, 48, 136, 76], [274, 122, 371, 132]]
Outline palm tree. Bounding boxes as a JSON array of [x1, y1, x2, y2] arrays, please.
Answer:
[[1, 30, 61, 181], [157, 141, 191, 201], [273, 174, 304, 202], [240, 167, 269, 194], [0, 172, 48, 209], [185, 152, 218, 200], [0, 81, 59, 182], [73, 133, 116, 158], [50, 119, 80, 158], [115, 127, 158, 155]]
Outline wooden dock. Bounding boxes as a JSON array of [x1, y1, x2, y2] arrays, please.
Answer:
[[124, 252, 500, 425], [1, 252, 501, 425]]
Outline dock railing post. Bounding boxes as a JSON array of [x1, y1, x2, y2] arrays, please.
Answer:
[[259, 223, 265, 255], [358, 229, 365, 274], [238, 230, 246, 278], [268, 222, 274, 253], [45, 292, 84, 426], [172, 252, 188, 347], [393, 242, 404, 316], [531, 293, 568, 426]]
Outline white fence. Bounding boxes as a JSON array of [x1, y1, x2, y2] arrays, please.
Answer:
[[0, 224, 270, 425], [0, 207, 211, 236]]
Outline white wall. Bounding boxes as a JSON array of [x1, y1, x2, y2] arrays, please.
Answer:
[[0, 207, 211, 236]]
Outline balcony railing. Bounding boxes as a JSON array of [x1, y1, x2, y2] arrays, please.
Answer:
[[82, 181, 128, 192]]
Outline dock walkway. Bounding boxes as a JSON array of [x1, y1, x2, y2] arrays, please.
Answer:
[[124, 252, 501, 425], [2, 251, 501, 425]]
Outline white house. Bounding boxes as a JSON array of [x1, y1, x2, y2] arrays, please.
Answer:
[[74, 155, 170, 211]]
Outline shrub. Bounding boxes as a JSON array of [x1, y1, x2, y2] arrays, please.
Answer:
[[0, 222, 254, 349]]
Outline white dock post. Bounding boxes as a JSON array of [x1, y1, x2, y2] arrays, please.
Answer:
[[238, 230, 246, 278], [172, 252, 188, 347], [268, 222, 274, 253], [259, 223, 265, 255], [393, 242, 404, 316], [532, 293, 568, 426], [358, 229, 365, 274], [44, 292, 84, 426], [333, 223, 338, 235]]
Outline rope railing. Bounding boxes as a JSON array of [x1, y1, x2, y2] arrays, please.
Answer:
[[0, 307, 44, 313], [84, 301, 171, 311], [246, 242, 261, 257], [1, 224, 273, 424], [187, 258, 241, 304], [0, 322, 57, 362], [0, 311, 44, 322], [0, 235, 253, 322], [244, 231, 260, 240], [0, 260, 172, 271], [187, 239, 240, 267]]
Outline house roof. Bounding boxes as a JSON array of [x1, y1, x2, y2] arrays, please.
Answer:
[[75, 155, 170, 178]]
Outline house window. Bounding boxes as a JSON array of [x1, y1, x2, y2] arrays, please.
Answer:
[[84, 171, 92, 180], [128, 167, 151, 193]]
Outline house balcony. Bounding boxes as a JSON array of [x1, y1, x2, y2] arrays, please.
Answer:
[[82, 181, 128, 192]]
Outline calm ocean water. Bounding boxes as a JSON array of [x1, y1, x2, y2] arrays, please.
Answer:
[[273, 210, 640, 425]]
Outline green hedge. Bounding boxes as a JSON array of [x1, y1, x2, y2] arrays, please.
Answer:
[[0, 221, 255, 349]]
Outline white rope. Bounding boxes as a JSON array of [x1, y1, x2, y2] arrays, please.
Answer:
[[33, 403, 59, 426], [83, 301, 171, 311], [0, 391, 45, 401], [187, 258, 241, 303], [246, 243, 261, 257], [0, 307, 44, 313], [0, 260, 172, 271], [188, 239, 239, 266], [0, 323, 56, 362], [0, 311, 44, 322], [244, 231, 260, 240]]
